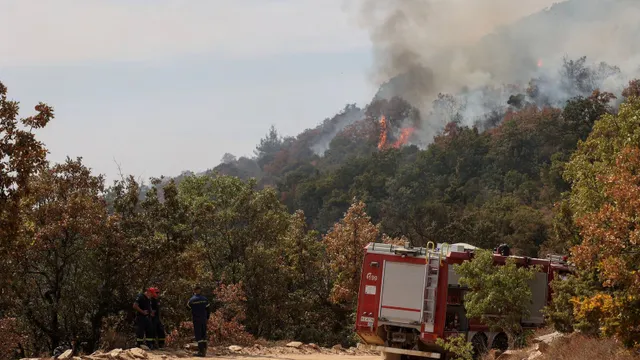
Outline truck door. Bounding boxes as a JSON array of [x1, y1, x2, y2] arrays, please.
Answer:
[[379, 260, 425, 325]]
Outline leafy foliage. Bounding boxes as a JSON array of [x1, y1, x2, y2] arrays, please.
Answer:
[[324, 199, 378, 306], [207, 283, 253, 346], [455, 250, 537, 346], [559, 88, 640, 348], [0, 81, 53, 312], [435, 334, 473, 360], [0, 318, 28, 360], [569, 146, 640, 347]]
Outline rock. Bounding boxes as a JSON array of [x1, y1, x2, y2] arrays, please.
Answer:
[[184, 343, 198, 350], [173, 350, 189, 358], [286, 341, 303, 348], [528, 350, 543, 360], [533, 342, 549, 353], [128, 348, 147, 359], [497, 350, 519, 359], [308, 343, 320, 351], [118, 352, 136, 360], [228, 345, 243, 352], [58, 350, 74, 360], [108, 349, 123, 358], [84, 355, 105, 360], [332, 344, 344, 351], [533, 331, 563, 345]]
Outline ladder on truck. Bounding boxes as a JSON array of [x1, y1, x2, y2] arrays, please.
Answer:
[[422, 242, 442, 333]]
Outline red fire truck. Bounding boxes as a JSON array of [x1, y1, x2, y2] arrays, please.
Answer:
[[354, 242, 572, 359]]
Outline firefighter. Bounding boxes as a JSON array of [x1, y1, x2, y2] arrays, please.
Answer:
[[149, 287, 166, 349], [187, 285, 211, 357], [133, 288, 155, 349]]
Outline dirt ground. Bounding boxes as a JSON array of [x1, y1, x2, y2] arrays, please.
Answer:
[[146, 350, 380, 360], [144, 345, 381, 360], [79, 343, 380, 360], [195, 355, 379, 360]]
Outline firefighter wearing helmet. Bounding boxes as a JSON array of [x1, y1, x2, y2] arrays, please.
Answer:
[[149, 287, 166, 349]]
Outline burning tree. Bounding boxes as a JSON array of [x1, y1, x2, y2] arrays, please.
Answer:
[[376, 115, 417, 150]]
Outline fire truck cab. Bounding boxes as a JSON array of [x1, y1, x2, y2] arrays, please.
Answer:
[[354, 242, 572, 359]]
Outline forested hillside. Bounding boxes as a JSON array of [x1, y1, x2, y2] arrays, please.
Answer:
[[210, 56, 627, 258], [2, 0, 640, 357]]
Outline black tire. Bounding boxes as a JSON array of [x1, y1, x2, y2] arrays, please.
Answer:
[[491, 333, 509, 352], [471, 333, 488, 359]]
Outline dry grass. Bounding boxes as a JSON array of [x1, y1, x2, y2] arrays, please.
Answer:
[[482, 331, 639, 360], [538, 334, 638, 360]]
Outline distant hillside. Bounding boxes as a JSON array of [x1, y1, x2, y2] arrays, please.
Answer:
[[144, 0, 639, 252]]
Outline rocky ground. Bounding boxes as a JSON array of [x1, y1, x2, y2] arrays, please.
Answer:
[[31, 330, 633, 360], [487, 331, 565, 360], [40, 341, 380, 360]]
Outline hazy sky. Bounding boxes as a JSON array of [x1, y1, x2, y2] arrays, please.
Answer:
[[1, 0, 374, 183]]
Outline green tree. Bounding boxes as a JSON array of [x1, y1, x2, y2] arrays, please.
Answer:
[[0, 81, 53, 312], [564, 94, 640, 217], [569, 146, 640, 346], [454, 250, 537, 348], [16, 158, 110, 351], [178, 174, 295, 338]]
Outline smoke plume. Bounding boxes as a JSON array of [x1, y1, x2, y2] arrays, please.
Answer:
[[351, 0, 640, 143]]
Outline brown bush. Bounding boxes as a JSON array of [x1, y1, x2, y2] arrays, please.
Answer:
[[99, 313, 134, 350], [165, 321, 194, 349], [207, 282, 253, 346], [0, 318, 28, 360], [539, 334, 638, 360]]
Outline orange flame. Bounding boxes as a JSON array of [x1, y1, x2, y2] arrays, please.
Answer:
[[392, 127, 416, 148], [377, 115, 388, 150]]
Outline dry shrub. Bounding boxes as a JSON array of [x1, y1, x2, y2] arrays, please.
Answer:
[[0, 317, 28, 360], [166, 321, 193, 349], [381, 234, 408, 246], [539, 334, 638, 360], [207, 282, 253, 346], [99, 313, 133, 350]]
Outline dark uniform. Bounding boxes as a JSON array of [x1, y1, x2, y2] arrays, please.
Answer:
[[187, 293, 211, 356], [134, 293, 153, 348], [150, 296, 166, 348]]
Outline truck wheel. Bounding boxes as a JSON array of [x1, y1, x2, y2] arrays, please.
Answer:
[[471, 332, 488, 359], [491, 333, 509, 352]]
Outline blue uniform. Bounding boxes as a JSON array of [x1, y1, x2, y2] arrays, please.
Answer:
[[187, 293, 210, 355], [150, 297, 165, 348], [134, 293, 153, 348]]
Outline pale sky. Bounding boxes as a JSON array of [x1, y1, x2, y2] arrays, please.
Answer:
[[1, 0, 374, 183]]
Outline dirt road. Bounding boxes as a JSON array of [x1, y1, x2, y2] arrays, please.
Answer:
[[86, 344, 380, 360], [147, 350, 380, 360], [203, 355, 378, 360]]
